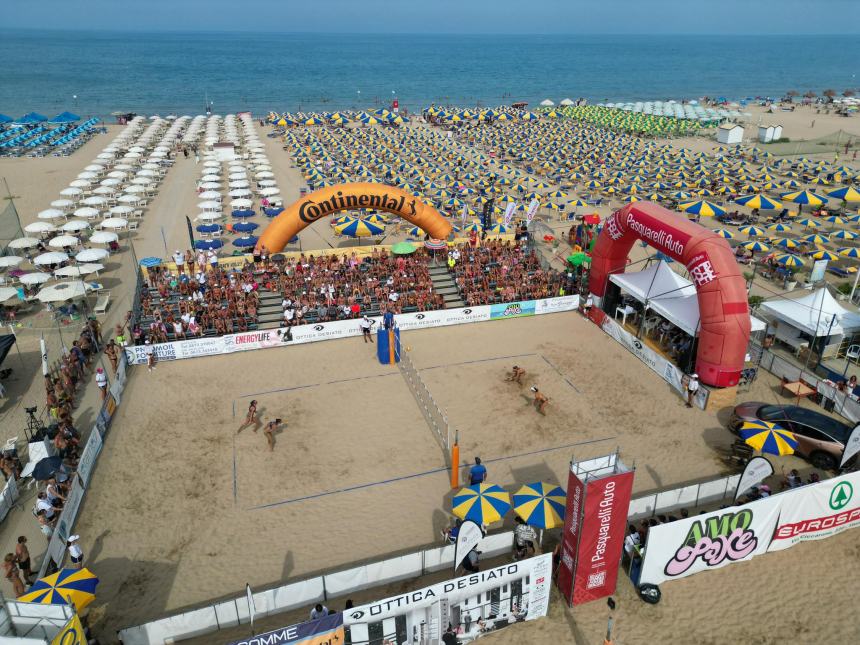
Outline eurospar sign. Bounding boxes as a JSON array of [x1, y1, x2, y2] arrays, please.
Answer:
[[640, 472, 860, 586]]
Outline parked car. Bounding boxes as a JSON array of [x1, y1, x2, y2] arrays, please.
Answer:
[[728, 402, 854, 470]]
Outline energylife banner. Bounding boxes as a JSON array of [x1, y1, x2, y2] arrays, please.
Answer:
[[768, 471, 860, 551], [345, 555, 552, 644], [639, 496, 782, 586], [124, 297, 579, 365], [573, 470, 635, 605], [226, 612, 344, 645]]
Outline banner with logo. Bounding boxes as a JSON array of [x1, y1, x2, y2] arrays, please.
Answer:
[[77, 427, 103, 487], [556, 467, 586, 605], [226, 612, 343, 645], [395, 306, 491, 331], [535, 295, 579, 314], [52, 613, 87, 645], [490, 301, 536, 320], [572, 470, 635, 605], [639, 496, 783, 586], [503, 202, 517, 226], [841, 424, 860, 468], [734, 456, 774, 501], [453, 520, 484, 572], [768, 471, 860, 551], [345, 555, 552, 643], [526, 199, 540, 222]]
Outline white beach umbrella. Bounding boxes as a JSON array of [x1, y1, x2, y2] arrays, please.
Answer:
[[198, 191, 222, 200], [98, 218, 128, 231], [540, 99, 555, 106], [77, 171, 98, 180], [73, 207, 100, 219], [116, 194, 139, 204], [92, 186, 115, 196], [228, 172, 247, 181], [137, 169, 157, 177], [231, 198, 253, 208], [130, 177, 153, 185], [18, 272, 52, 285], [89, 231, 118, 244], [195, 212, 221, 222], [204, 160, 220, 168], [50, 199, 74, 210], [560, 98, 574, 106], [60, 187, 82, 196], [255, 171, 274, 179], [125, 151, 142, 159], [149, 150, 166, 158], [259, 187, 280, 196], [0, 287, 19, 302], [37, 209, 66, 220], [24, 222, 56, 234], [0, 256, 24, 269], [229, 188, 251, 198], [109, 205, 134, 216], [75, 247, 110, 262], [198, 201, 221, 211], [48, 235, 79, 249], [83, 164, 104, 172], [258, 179, 277, 188], [107, 170, 128, 179], [54, 263, 103, 278], [8, 237, 40, 250], [97, 152, 115, 160], [229, 180, 250, 189], [124, 185, 147, 194], [200, 182, 221, 190], [82, 196, 106, 206], [114, 163, 136, 171], [60, 220, 90, 233], [34, 251, 69, 265], [36, 281, 88, 303], [201, 174, 220, 182]]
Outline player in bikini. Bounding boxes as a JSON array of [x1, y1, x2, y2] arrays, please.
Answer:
[[237, 400, 259, 434], [531, 386, 550, 415], [263, 418, 283, 451], [505, 365, 527, 385]]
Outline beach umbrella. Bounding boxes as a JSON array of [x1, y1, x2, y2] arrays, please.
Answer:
[[48, 235, 80, 249], [803, 233, 830, 245], [392, 242, 417, 255], [567, 252, 590, 267], [452, 483, 511, 524], [781, 190, 827, 207], [232, 221, 259, 233], [18, 568, 99, 611], [488, 223, 510, 235], [60, 220, 90, 233], [139, 257, 162, 268], [739, 420, 798, 456], [195, 223, 222, 234], [55, 262, 103, 277], [462, 222, 483, 233], [36, 281, 87, 303], [424, 238, 447, 251], [797, 218, 819, 229], [738, 225, 766, 237], [0, 287, 19, 302], [766, 223, 791, 232], [194, 239, 223, 250], [89, 231, 119, 244], [678, 200, 725, 217], [19, 272, 52, 285], [99, 218, 128, 230], [742, 241, 770, 253], [37, 208, 66, 221], [838, 247, 860, 258], [75, 248, 109, 262], [24, 222, 56, 234], [33, 251, 69, 265], [512, 482, 566, 529], [810, 250, 840, 261], [405, 226, 424, 237], [232, 236, 259, 248], [736, 194, 783, 210], [773, 238, 800, 249], [336, 218, 384, 237], [827, 186, 860, 203], [775, 253, 804, 268]]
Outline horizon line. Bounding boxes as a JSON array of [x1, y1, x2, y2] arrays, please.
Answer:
[[0, 27, 857, 37]]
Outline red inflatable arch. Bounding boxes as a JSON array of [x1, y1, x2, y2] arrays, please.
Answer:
[[590, 202, 750, 388]]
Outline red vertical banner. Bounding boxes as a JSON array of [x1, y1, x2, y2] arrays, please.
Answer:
[[572, 470, 635, 605], [555, 467, 585, 605]]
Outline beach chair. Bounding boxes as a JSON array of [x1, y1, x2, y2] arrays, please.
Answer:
[[728, 439, 754, 467], [94, 292, 111, 316]]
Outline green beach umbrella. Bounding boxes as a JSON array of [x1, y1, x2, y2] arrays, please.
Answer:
[[392, 242, 417, 255]]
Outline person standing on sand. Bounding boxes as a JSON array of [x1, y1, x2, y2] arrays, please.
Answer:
[[66, 535, 83, 569], [685, 373, 699, 408], [360, 315, 376, 343], [237, 400, 259, 433], [3, 554, 24, 597], [95, 367, 108, 401], [469, 457, 487, 485], [15, 537, 34, 585], [145, 340, 156, 372], [104, 339, 118, 374], [263, 418, 282, 451], [531, 386, 549, 415]]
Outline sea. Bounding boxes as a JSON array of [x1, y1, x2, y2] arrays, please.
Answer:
[[0, 30, 858, 118]]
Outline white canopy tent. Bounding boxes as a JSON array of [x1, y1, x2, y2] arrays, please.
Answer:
[[759, 287, 860, 337]]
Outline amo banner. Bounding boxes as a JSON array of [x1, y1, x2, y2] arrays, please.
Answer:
[[52, 613, 87, 645], [226, 612, 344, 645]]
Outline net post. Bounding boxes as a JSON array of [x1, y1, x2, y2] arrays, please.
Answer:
[[450, 440, 460, 490]]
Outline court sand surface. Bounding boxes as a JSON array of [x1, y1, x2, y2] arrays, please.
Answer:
[[71, 311, 745, 638]]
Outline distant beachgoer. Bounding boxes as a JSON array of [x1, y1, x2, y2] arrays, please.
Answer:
[[66, 535, 83, 569], [531, 386, 549, 415], [263, 418, 282, 451], [238, 400, 259, 434], [95, 367, 107, 401], [469, 457, 487, 485], [685, 373, 699, 408], [505, 365, 526, 384], [310, 603, 329, 620], [15, 537, 34, 585], [145, 341, 156, 372], [3, 554, 24, 597], [360, 315, 376, 343], [104, 340, 118, 374]]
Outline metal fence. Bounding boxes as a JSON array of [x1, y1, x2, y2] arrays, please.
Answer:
[[396, 351, 453, 460]]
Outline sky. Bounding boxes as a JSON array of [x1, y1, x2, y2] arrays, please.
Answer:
[[3, 0, 859, 35]]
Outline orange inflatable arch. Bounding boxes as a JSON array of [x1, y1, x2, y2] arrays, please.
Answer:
[[257, 182, 453, 252]]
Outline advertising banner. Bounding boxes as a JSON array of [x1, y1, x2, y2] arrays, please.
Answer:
[[345, 555, 552, 644], [490, 301, 536, 320], [226, 612, 344, 645], [395, 306, 491, 331], [572, 470, 635, 605], [768, 471, 860, 551], [48, 475, 86, 564], [556, 467, 586, 606], [526, 199, 540, 222], [503, 202, 517, 226], [639, 495, 782, 586], [841, 424, 860, 467], [535, 295, 579, 315], [124, 335, 226, 365], [734, 456, 773, 501], [52, 613, 88, 645], [77, 427, 103, 487], [453, 520, 484, 572]]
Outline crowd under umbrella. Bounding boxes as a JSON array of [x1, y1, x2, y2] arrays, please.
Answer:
[[740, 420, 798, 456], [18, 568, 99, 611], [452, 483, 512, 525]]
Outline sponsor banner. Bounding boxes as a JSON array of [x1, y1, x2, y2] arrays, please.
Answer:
[[639, 495, 782, 586], [123, 335, 226, 365], [395, 305, 490, 331], [769, 471, 860, 551], [810, 258, 828, 283], [226, 612, 344, 645], [96, 392, 117, 435], [619, 208, 692, 259], [48, 475, 86, 564], [77, 427, 103, 487], [573, 470, 635, 605], [454, 520, 484, 572], [598, 314, 708, 410], [503, 202, 517, 226], [490, 301, 536, 320], [841, 424, 860, 467], [734, 456, 773, 501], [345, 555, 552, 642], [526, 199, 540, 222], [52, 613, 87, 645], [556, 467, 586, 606], [535, 295, 580, 315]]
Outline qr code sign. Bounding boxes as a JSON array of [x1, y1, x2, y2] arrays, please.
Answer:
[[586, 570, 606, 590], [688, 255, 718, 287]]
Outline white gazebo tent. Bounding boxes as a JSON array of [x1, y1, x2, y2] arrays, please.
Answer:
[[610, 261, 699, 335]]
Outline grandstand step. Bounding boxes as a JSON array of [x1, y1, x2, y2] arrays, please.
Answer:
[[429, 267, 464, 309]]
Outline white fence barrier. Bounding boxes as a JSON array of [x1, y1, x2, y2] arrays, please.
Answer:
[[0, 600, 74, 641], [0, 475, 20, 524], [118, 531, 515, 645], [627, 474, 742, 520]]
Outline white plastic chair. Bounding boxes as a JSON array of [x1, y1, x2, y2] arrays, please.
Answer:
[[846, 344, 860, 364]]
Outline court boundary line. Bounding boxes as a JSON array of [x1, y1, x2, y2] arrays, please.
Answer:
[[247, 435, 616, 511], [539, 354, 582, 393]]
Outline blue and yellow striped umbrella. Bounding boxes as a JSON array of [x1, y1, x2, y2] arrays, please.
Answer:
[[827, 186, 860, 203], [739, 225, 766, 237], [336, 218, 385, 237], [838, 246, 860, 258], [740, 420, 798, 456], [18, 568, 99, 611], [452, 483, 511, 524], [512, 482, 566, 529], [488, 223, 510, 235], [766, 222, 792, 232], [803, 233, 830, 245], [742, 240, 770, 253], [678, 200, 726, 217], [463, 221, 483, 233], [712, 228, 735, 239], [774, 237, 800, 249], [735, 194, 783, 210], [811, 250, 840, 261], [782, 190, 827, 206], [797, 218, 819, 229], [775, 253, 804, 268]]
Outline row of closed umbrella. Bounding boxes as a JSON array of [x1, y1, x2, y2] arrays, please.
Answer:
[[452, 481, 566, 529]]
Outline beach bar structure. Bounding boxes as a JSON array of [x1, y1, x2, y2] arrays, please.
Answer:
[[716, 123, 744, 145]]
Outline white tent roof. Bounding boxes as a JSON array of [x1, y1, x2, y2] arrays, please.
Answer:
[[759, 287, 860, 337], [610, 261, 700, 335]]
